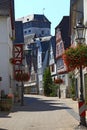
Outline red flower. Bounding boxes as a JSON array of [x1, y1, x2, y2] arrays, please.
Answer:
[[14, 72, 30, 82], [54, 78, 63, 84], [7, 94, 14, 99], [62, 44, 87, 72], [9, 58, 16, 64]]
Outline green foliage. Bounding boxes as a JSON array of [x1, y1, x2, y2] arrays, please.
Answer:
[[43, 67, 59, 97], [43, 67, 53, 96], [50, 83, 59, 97]]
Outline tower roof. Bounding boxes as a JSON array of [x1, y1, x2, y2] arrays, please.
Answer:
[[17, 14, 51, 24]]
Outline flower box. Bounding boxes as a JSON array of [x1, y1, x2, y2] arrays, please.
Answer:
[[9, 58, 16, 64], [54, 78, 63, 84], [14, 72, 30, 82]]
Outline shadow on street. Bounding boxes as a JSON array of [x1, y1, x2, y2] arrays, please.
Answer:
[[0, 128, 8, 130], [0, 111, 11, 118], [11, 95, 72, 112]]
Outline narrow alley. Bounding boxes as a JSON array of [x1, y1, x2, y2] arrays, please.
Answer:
[[0, 95, 86, 130]]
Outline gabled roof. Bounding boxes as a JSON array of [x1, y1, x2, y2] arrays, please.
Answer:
[[34, 14, 51, 23], [55, 16, 71, 49]]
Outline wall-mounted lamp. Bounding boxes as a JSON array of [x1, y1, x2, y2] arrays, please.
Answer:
[[74, 21, 87, 126], [74, 21, 87, 43]]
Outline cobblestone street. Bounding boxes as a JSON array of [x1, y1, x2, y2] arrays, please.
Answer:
[[0, 95, 87, 130]]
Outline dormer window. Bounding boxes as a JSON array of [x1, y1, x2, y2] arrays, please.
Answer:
[[24, 31, 27, 34], [28, 30, 31, 33], [27, 18, 29, 21]]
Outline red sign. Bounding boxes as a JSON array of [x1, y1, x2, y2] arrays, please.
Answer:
[[13, 44, 23, 65], [13, 44, 24, 78]]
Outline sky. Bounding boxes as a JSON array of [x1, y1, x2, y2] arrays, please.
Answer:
[[14, 0, 70, 35]]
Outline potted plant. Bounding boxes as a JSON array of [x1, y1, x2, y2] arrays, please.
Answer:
[[0, 94, 13, 111], [62, 44, 87, 71], [54, 78, 63, 84], [9, 58, 16, 64], [14, 72, 30, 82]]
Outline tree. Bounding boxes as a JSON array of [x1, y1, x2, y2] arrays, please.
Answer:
[[50, 83, 59, 97], [43, 67, 52, 96]]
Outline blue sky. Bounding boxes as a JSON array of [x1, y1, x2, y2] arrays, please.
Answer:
[[14, 0, 70, 35]]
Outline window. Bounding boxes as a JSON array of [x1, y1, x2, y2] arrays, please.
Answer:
[[56, 44, 59, 55], [28, 30, 31, 33], [39, 56, 41, 63], [59, 42, 63, 54], [27, 18, 29, 21], [51, 64, 54, 72], [57, 58, 64, 69], [24, 31, 27, 34], [50, 52, 54, 60], [31, 87, 37, 93], [41, 30, 44, 35], [56, 42, 63, 57]]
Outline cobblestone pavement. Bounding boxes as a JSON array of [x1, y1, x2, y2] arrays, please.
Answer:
[[0, 95, 87, 130]]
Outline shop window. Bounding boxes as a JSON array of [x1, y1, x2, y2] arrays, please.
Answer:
[[31, 74, 35, 81]]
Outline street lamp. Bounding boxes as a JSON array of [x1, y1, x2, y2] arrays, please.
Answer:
[[74, 21, 86, 43], [74, 21, 87, 126]]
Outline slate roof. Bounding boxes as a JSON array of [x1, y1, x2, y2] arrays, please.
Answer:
[[25, 36, 52, 72], [14, 21, 24, 44], [34, 14, 51, 23], [51, 36, 56, 61], [17, 14, 51, 23], [55, 16, 71, 49], [25, 43, 37, 73], [41, 40, 50, 63], [40, 36, 52, 67], [17, 14, 51, 29]]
